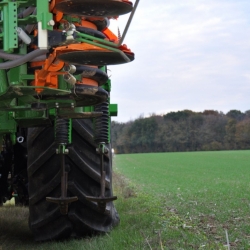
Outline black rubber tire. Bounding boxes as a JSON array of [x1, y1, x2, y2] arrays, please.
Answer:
[[0, 137, 13, 205], [27, 119, 119, 241]]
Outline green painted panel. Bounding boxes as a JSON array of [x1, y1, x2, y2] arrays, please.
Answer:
[[36, 0, 53, 30], [109, 104, 118, 117], [0, 59, 8, 93], [2, 1, 18, 52], [0, 111, 16, 133]]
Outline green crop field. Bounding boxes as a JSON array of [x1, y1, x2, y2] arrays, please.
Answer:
[[1, 150, 250, 249], [113, 150, 250, 249]]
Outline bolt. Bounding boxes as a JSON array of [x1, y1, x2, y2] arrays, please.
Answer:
[[56, 149, 59, 154], [55, 103, 59, 108], [65, 149, 69, 154], [17, 136, 24, 143], [48, 20, 55, 26]]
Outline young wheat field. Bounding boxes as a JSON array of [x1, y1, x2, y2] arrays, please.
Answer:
[[113, 150, 250, 249], [0, 150, 250, 249]]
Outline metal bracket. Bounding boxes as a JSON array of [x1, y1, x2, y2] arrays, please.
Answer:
[[47, 151, 77, 215], [86, 143, 117, 213], [36, 0, 53, 30], [0, 1, 18, 52]]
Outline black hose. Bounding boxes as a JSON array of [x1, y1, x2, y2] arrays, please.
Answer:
[[18, 7, 35, 18], [25, 8, 37, 34], [0, 49, 48, 69], [0, 50, 46, 62]]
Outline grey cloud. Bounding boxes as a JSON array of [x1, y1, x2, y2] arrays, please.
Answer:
[[110, 0, 250, 122]]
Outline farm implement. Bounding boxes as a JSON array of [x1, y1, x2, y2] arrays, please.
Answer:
[[0, 0, 138, 241]]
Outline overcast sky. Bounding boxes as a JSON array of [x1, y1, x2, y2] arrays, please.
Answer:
[[109, 0, 250, 123]]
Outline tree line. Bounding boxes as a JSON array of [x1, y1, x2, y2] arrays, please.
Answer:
[[111, 110, 250, 154]]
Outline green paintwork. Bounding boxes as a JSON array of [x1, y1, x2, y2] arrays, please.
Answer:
[[0, 0, 52, 52], [0, 60, 8, 93], [0, 111, 16, 133], [102, 78, 111, 92], [109, 104, 118, 117], [15, 109, 50, 128], [0, 85, 71, 109], [76, 32, 120, 48], [36, 0, 53, 30], [69, 119, 72, 144], [0, 1, 18, 52], [0, 1, 120, 147]]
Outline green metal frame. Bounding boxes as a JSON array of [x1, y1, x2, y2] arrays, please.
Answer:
[[0, 0, 53, 52], [0, 0, 118, 145]]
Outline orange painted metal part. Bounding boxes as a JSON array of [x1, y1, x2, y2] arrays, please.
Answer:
[[49, 0, 56, 11], [54, 43, 110, 55], [102, 27, 119, 43], [33, 71, 59, 93], [54, 10, 64, 22], [32, 43, 110, 93], [78, 20, 97, 30], [32, 0, 134, 93], [119, 44, 133, 56], [29, 61, 44, 68], [33, 51, 64, 93], [81, 78, 98, 87], [50, 0, 64, 22], [81, 65, 98, 87], [122, 0, 133, 5]]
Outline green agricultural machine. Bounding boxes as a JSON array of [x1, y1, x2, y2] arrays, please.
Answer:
[[0, 0, 138, 241]]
